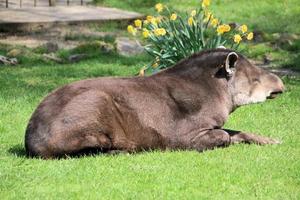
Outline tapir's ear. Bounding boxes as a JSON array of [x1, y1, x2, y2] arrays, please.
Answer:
[[225, 52, 238, 76]]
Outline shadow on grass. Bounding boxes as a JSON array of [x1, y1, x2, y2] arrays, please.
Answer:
[[7, 144, 131, 159], [8, 144, 27, 158]]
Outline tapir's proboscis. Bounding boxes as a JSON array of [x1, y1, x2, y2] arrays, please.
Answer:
[[25, 49, 285, 158]]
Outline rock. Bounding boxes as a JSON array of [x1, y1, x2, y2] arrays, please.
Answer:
[[116, 37, 144, 56], [7, 49, 22, 57], [280, 33, 299, 41], [277, 33, 299, 47], [43, 42, 59, 53], [43, 53, 63, 63], [271, 33, 281, 40], [68, 54, 87, 63], [0, 55, 18, 65]]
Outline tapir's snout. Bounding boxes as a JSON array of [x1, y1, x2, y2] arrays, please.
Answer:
[[267, 74, 285, 99]]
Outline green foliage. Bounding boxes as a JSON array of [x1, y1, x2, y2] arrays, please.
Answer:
[[127, 2, 253, 73]]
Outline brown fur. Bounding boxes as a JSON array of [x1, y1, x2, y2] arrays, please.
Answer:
[[25, 49, 284, 158]]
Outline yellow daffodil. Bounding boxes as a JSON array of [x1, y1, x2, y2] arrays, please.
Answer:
[[191, 10, 197, 17], [216, 24, 231, 35], [216, 26, 224, 35], [154, 28, 166, 36], [142, 28, 150, 38], [223, 24, 231, 32], [211, 18, 219, 27], [155, 3, 163, 12], [247, 32, 254, 40], [188, 17, 194, 26], [127, 25, 137, 35], [146, 15, 153, 23], [202, 0, 210, 8], [134, 19, 142, 29], [170, 13, 177, 21], [234, 34, 242, 44], [239, 24, 248, 33]]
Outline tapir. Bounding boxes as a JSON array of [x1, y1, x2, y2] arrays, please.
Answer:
[[25, 49, 285, 158]]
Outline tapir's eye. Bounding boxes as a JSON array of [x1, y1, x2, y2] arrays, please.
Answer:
[[252, 78, 260, 83]]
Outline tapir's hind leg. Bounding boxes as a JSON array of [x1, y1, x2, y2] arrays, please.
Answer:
[[49, 131, 112, 158], [26, 129, 112, 159]]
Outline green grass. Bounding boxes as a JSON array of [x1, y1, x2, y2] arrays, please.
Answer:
[[0, 0, 300, 199], [0, 53, 300, 199], [95, 0, 300, 34]]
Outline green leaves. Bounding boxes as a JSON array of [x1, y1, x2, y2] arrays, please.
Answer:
[[142, 10, 230, 73]]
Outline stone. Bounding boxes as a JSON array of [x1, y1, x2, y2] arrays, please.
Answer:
[[43, 42, 59, 53], [68, 54, 87, 63], [277, 33, 299, 48], [7, 49, 22, 57], [0, 55, 18, 65], [43, 53, 63, 63], [116, 37, 144, 56]]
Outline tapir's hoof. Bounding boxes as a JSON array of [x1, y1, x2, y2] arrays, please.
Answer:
[[258, 137, 281, 145]]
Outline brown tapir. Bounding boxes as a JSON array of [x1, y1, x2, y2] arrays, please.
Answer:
[[25, 48, 285, 158]]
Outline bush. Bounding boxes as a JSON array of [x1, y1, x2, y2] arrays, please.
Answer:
[[127, 0, 254, 74]]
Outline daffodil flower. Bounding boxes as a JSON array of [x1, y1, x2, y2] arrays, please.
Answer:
[[134, 19, 142, 29], [202, 0, 210, 8], [217, 24, 231, 35], [154, 28, 166, 36], [127, 25, 137, 35], [234, 34, 242, 43], [247, 32, 254, 40], [170, 13, 177, 21], [239, 24, 248, 33], [188, 17, 194, 26], [143, 29, 150, 38], [211, 18, 219, 27], [155, 3, 163, 12]]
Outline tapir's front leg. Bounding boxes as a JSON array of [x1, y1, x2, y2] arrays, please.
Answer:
[[223, 129, 281, 145], [189, 128, 280, 152]]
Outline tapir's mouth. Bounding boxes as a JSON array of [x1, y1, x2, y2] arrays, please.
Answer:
[[267, 91, 283, 99]]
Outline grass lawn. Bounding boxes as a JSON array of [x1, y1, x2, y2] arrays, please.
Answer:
[[0, 53, 300, 199]]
